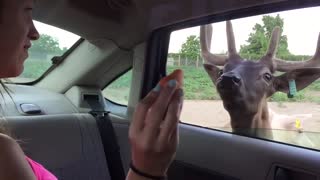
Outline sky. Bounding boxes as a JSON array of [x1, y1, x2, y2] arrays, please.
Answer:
[[34, 6, 320, 55], [169, 6, 320, 56], [33, 22, 80, 49]]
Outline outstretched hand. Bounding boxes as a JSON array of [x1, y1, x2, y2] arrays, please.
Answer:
[[128, 76, 183, 179]]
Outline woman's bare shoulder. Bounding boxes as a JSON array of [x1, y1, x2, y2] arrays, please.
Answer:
[[0, 133, 36, 180], [0, 133, 24, 166], [0, 133, 19, 150]]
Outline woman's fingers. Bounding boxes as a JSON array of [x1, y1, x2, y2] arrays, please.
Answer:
[[128, 70, 184, 178], [169, 125, 179, 147], [146, 80, 177, 126], [130, 87, 160, 135], [144, 80, 178, 138], [157, 89, 183, 146]]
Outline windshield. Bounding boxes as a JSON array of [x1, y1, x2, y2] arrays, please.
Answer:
[[8, 21, 80, 83]]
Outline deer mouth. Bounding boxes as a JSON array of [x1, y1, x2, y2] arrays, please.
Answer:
[[217, 87, 242, 105]]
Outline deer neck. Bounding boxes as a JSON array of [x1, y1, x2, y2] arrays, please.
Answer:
[[252, 99, 271, 128], [229, 98, 272, 138]]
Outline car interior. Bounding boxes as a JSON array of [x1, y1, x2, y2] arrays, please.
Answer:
[[2, 0, 320, 179]]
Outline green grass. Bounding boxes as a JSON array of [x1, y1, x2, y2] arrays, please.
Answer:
[[103, 87, 130, 105], [167, 66, 220, 100], [103, 70, 132, 105], [270, 91, 306, 102], [19, 58, 320, 104], [306, 81, 320, 91], [107, 70, 132, 89], [167, 65, 320, 102]]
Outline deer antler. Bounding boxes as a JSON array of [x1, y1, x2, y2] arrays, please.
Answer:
[[274, 33, 320, 72], [266, 27, 281, 58], [260, 26, 281, 71], [226, 21, 237, 57], [200, 21, 239, 66]]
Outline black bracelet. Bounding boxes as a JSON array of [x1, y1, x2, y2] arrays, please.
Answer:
[[129, 162, 166, 180]]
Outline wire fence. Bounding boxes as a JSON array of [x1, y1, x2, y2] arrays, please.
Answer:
[[167, 55, 205, 68]]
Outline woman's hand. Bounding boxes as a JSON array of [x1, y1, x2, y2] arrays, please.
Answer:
[[127, 79, 183, 179]]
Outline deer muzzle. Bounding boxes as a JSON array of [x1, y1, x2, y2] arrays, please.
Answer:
[[217, 73, 242, 91]]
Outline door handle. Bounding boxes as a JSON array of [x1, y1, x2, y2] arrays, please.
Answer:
[[274, 166, 317, 180], [274, 167, 290, 180]]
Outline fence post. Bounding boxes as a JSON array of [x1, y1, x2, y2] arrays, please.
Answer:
[[196, 56, 199, 68], [178, 55, 181, 66]]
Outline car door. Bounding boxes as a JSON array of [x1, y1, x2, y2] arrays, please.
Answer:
[[105, 1, 320, 180]]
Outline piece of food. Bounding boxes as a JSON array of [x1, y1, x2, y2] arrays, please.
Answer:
[[159, 69, 184, 88]]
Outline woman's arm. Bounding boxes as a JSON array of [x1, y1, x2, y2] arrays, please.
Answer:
[[126, 169, 158, 180], [0, 134, 36, 180], [127, 78, 183, 180]]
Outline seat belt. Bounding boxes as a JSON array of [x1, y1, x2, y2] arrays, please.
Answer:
[[84, 95, 126, 180]]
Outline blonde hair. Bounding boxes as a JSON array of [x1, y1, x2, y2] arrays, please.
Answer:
[[0, 80, 11, 136]]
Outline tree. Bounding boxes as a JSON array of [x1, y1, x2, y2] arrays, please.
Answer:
[[61, 47, 68, 53], [240, 14, 291, 60], [29, 34, 62, 54], [180, 35, 200, 61]]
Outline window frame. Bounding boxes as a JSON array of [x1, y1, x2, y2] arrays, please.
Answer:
[[144, 1, 320, 151], [143, 1, 320, 98]]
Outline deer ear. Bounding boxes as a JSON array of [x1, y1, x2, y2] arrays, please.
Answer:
[[272, 68, 320, 93], [203, 63, 221, 85]]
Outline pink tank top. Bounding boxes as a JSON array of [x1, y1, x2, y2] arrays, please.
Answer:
[[26, 156, 58, 180]]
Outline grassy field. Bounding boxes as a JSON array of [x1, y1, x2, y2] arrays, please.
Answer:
[[168, 66, 320, 103], [102, 70, 132, 104], [102, 66, 320, 103], [20, 59, 320, 104]]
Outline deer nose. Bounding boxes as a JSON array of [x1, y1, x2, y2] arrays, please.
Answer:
[[218, 73, 242, 89], [232, 76, 241, 84]]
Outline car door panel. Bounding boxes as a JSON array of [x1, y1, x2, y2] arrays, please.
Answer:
[[168, 124, 320, 180]]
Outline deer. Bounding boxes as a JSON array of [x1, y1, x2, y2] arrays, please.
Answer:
[[200, 21, 320, 139]]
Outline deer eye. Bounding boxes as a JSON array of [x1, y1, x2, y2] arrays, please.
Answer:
[[263, 73, 273, 82], [218, 70, 224, 77]]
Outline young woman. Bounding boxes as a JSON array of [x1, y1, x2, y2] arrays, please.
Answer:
[[0, 0, 183, 179]]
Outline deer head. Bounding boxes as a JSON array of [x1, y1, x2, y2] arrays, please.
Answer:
[[200, 21, 320, 130]]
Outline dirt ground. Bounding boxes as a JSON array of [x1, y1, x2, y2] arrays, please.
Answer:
[[180, 100, 320, 149]]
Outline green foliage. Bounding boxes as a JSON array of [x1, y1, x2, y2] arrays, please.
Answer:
[[166, 66, 320, 102], [167, 66, 219, 100], [96, 65, 320, 104], [18, 34, 70, 81], [103, 70, 132, 105], [270, 91, 306, 102], [30, 34, 67, 54], [107, 70, 132, 89], [240, 14, 291, 60], [307, 81, 320, 91], [180, 35, 200, 61], [20, 58, 52, 79], [168, 53, 181, 59], [262, 15, 284, 38]]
